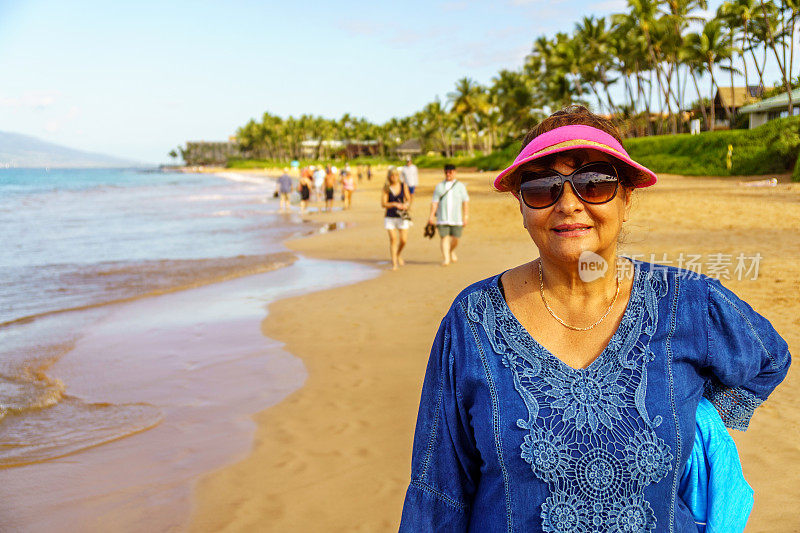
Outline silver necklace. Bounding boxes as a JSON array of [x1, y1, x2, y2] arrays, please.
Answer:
[[538, 259, 620, 331]]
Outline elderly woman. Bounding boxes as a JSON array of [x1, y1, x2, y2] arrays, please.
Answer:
[[399, 106, 791, 532]]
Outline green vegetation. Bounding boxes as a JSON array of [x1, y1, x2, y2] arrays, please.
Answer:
[[227, 155, 404, 170], [794, 151, 800, 181], [415, 142, 521, 171], [624, 117, 800, 178]]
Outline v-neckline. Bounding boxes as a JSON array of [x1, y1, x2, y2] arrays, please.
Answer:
[[494, 256, 641, 373]]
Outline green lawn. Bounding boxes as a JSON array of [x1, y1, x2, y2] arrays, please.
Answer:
[[227, 118, 800, 181]]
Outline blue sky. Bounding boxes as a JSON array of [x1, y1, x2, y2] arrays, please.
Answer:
[[0, 0, 737, 164]]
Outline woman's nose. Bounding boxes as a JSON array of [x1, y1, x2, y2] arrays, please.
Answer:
[[555, 180, 583, 212]]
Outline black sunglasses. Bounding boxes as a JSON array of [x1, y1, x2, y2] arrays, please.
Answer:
[[518, 161, 619, 209]]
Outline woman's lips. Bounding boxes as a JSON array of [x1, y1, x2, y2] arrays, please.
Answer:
[[552, 225, 591, 237]]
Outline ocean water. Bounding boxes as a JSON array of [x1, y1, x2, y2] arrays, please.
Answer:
[[0, 168, 311, 467]]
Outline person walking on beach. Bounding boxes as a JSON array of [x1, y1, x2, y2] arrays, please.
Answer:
[[427, 163, 469, 266], [382, 168, 411, 271], [312, 165, 325, 202], [297, 172, 312, 213], [277, 168, 293, 212], [400, 105, 791, 531], [324, 166, 337, 212], [400, 157, 419, 204], [341, 166, 356, 210]]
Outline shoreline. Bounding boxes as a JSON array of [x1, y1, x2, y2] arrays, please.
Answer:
[[0, 168, 376, 531], [190, 169, 800, 532]]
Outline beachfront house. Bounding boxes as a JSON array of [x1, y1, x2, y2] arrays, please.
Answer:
[[712, 86, 763, 129], [739, 87, 800, 128], [344, 140, 380, 158], [395, 139, 422, 158]]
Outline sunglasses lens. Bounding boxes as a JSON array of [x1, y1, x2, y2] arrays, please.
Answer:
[[573, 163, 618, 203], [519, 172, 562, 208]]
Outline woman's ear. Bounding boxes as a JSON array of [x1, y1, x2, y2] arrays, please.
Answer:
[[622, 186, 634, 222], [519, 198, 528, 229]]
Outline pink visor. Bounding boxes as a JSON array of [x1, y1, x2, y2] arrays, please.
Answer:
[[493, 124, 658, 193]]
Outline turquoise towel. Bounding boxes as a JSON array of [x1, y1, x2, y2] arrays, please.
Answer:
[[679, 398, 754, 533]]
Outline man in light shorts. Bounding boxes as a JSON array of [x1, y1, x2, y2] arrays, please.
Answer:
[[400, 157, 419, 203], [312, 166, 325, 202], [428, 163, 469, 266]]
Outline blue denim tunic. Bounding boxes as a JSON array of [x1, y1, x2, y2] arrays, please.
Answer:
[[399, 258, 791, 532]]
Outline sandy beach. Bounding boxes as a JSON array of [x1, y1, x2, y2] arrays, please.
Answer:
[[189, 168, 800, 532]]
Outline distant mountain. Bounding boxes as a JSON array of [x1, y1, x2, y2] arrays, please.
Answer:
[[0, 131, 141, 168]]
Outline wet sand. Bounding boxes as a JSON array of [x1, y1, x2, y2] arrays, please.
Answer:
[[1, 257, 375, 532], [190, 169, 800, 531]]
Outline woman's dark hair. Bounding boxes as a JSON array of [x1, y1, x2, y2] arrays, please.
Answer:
[[521, 105, 623, 148], [510, 105, 634, 191]]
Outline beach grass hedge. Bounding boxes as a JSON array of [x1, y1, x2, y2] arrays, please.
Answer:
[[623, 117, 800, 179], [414, 142, 522, 171]]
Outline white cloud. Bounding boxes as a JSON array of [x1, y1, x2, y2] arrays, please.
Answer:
[[44, 120, 60, 132]]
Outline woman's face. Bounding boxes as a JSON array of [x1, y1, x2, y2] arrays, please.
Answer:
[[389, 172, 400, 185], [518, 149, 633, 263]]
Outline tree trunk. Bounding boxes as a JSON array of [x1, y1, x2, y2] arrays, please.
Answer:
[[666, 61, 679, 134], [691, 70, 710, 130], [463, 117, 474, 156], [643, 69, 654, 136], [791, 14, 796, 91], [747, 32, 766, 88], [729, 28, 736, 129], [709, 62, 720, 130]]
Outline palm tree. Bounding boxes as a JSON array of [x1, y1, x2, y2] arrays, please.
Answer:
[[719, 0, 758, 88], [422, 98, 454, 156], [680, 34, 712, 129], [661, 0, 708, 132], [612, 12, 656, 134], [574, 16, 620, 116], [448, 77, 486, 156], [684, 20, 737, 129], [490, 69, 539, 139], [717, 2, 746, 128], [757, 0, 794, 111], [628, 0, 673, 132]]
